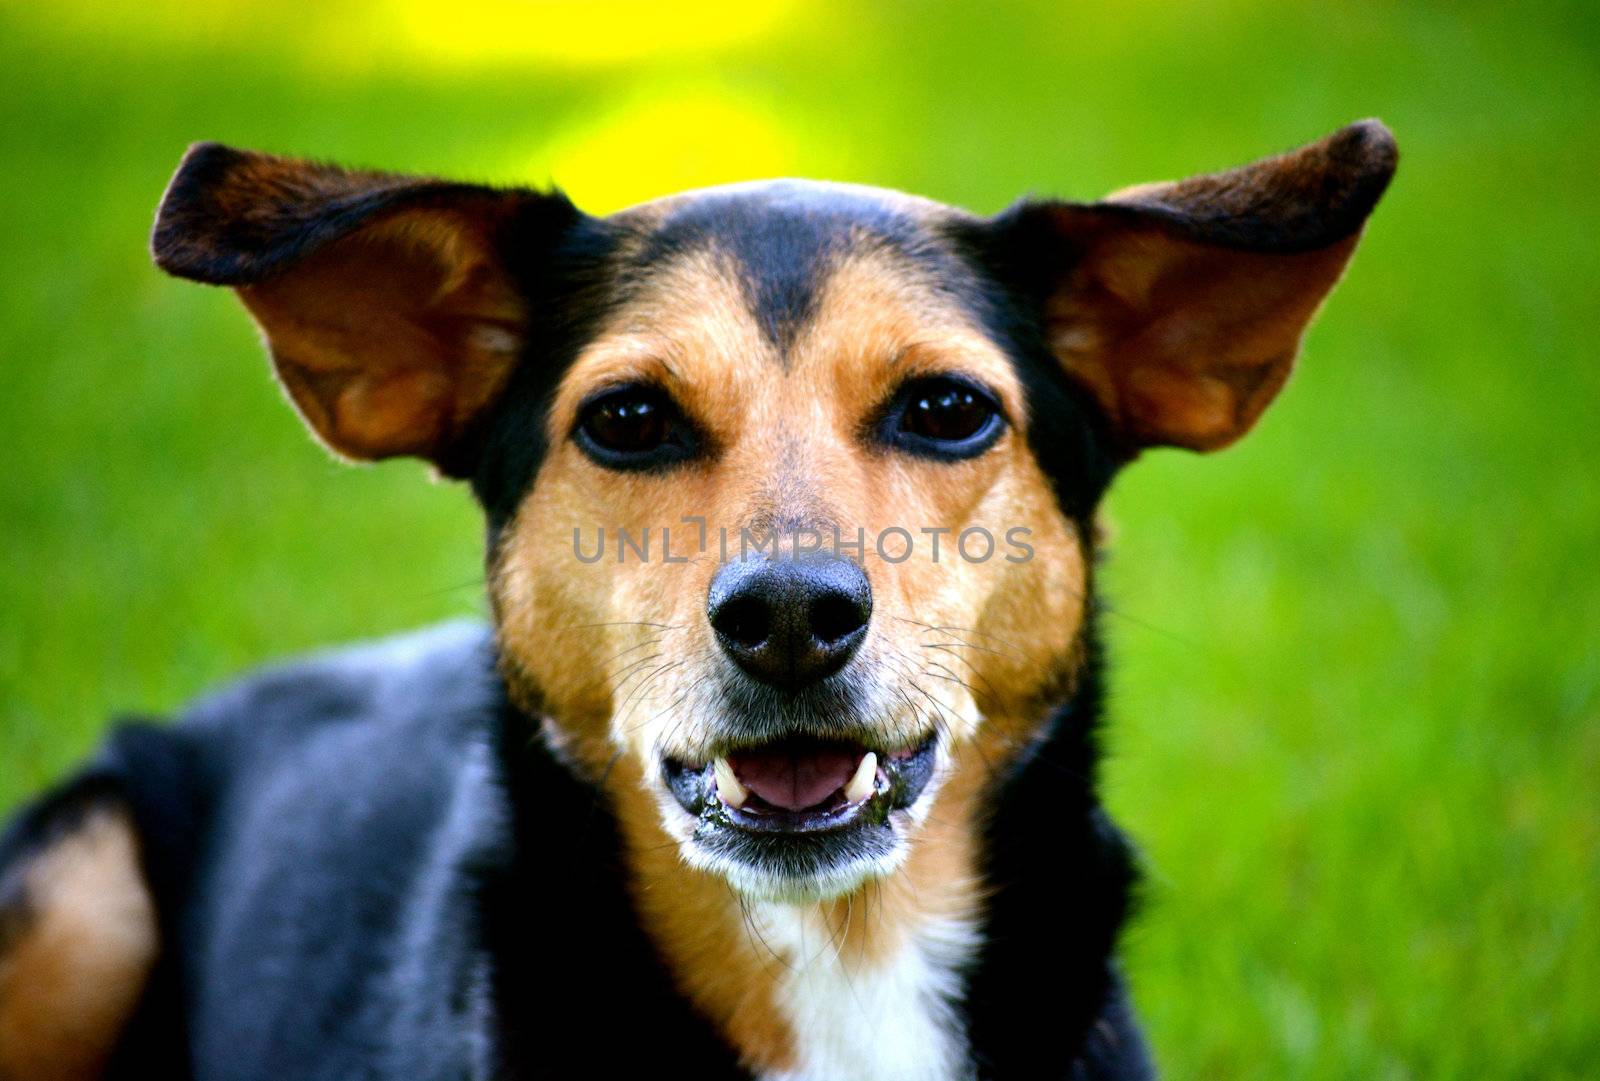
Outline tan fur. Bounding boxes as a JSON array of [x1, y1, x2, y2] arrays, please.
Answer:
[[0, 808, 157, 1081], [610, 761, 800, 1075]]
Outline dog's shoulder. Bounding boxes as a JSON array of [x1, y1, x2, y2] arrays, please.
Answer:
[[173, 620, 518, 1078], [169, 618, 508, 906], [0, 620, 514, 1081], [163, 618, 507, 927]]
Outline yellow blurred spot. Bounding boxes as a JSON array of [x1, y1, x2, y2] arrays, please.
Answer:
[[22, 0, 798, 72], [530, 88, 807, 213], [390, 0, 798, 68]]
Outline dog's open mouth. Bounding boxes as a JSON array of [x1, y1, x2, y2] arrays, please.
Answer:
[[663, 732, 938, 834]]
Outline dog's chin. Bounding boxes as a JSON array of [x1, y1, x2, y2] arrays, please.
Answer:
[[683, 833, 907, 904], [658, 731, 939, 903]]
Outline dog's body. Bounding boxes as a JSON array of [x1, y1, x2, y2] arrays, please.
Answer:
[[0, 123, 1393, 1080]]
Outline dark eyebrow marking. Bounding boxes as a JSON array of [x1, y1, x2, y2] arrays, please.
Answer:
[[635, 182, 931, 360]]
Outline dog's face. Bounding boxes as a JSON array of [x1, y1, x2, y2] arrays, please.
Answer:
[[154, 124, 1394, 902], [493, 183, 1102, 899]]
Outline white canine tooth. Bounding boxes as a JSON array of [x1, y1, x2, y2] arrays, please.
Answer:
[[713, 757, 748, 809], [844, 752, 877, 804]]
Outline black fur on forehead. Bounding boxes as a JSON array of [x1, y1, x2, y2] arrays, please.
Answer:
[[626, 181, 966, 355]]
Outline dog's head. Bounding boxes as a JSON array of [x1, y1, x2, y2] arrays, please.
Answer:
[[153, 123, 1394, 902]]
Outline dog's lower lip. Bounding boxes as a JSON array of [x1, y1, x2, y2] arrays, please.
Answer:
[[662, 732, 938, 833]]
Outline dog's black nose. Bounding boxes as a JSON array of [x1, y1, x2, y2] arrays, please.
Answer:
[[708, 556, 872, 689]]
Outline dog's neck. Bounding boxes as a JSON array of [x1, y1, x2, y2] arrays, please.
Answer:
[[484, 618, 1135, 1080]]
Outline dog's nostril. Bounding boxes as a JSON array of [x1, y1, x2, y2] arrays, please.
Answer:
[[712, 595, 769, 649], [811, 592, 867, 645]]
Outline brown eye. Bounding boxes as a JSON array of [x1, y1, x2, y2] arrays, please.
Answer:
[[583, 394, 666, 451], [575, 385, 696, 469], [894, 377, 1002, 453]]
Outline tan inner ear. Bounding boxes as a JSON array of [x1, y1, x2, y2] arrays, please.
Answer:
[[238, 209, 526, 462], [0, 807, 158, 1081], [1047, 226, 1358, 451]]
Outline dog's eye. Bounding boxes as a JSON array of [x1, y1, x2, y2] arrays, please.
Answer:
[[885, 377, 1004, 458], [904, 383, 992, 441], [574, 386, 695, 469], [584, 395, 667, 451]]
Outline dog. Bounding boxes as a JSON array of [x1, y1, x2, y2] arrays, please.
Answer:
[[0, 120, 1395, 1080]]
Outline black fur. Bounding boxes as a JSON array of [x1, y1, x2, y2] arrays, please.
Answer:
[[468, 209, 629, 532], [966, 619, 1151, 1079], [941, 212, 1123, 516], [989, 119, 1397, 265], [634, 182, 993, 360], [1095, 119, 1396, 254], [637, 183, 911, 354]]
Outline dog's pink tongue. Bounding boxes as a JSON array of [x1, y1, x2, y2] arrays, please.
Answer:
[[728, 743, 861, 811]]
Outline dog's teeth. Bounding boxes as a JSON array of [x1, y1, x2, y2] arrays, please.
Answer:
[[844, 752, 877, 804], [713, 757, 748, 809]]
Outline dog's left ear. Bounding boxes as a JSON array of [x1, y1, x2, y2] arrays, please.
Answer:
[[985, 120, 1397, 453], [152, 143, 585, 472]]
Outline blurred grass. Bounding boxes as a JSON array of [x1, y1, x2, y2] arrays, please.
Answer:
[[1, 1, 1596, 1076]]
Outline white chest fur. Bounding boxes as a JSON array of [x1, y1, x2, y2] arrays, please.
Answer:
[[753, 904, 979, 1081]]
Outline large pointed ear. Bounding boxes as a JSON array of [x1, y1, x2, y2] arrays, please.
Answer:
[[152, 143, 586, 472], [985, 120, 1397, 453]]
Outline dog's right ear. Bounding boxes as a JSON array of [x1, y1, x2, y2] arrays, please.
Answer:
[[153, 143, 586, 473]]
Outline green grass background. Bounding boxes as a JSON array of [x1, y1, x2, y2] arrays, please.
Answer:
[[2, 1, 1596, 1075]]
